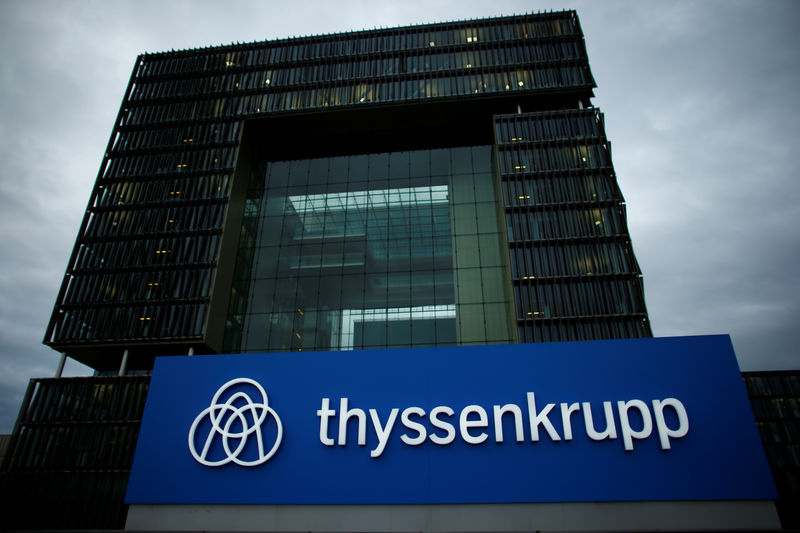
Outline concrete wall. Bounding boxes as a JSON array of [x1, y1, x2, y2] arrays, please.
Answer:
[[126, 500, 780, 532]]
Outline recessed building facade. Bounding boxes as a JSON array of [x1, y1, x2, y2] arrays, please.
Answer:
[[1, 11, 663, 530]]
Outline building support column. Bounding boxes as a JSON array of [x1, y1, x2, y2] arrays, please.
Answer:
[[119, 349, 129, 376], [55, 352, 67, 378]]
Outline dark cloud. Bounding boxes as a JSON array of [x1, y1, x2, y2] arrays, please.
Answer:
[[1, 0, 798, 431]]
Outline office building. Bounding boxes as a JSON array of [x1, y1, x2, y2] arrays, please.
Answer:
[[743, 370, 800, 528], [2, 11, 655, 529]]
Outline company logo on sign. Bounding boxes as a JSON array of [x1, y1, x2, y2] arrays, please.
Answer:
[[127, 337, 778, 505], [188, 377, 283, 467]]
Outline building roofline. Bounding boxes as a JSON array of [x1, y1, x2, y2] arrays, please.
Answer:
[[141, 10, 579, 58]]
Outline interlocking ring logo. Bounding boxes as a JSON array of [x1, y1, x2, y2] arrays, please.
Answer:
[[188, 377, 283, 467]]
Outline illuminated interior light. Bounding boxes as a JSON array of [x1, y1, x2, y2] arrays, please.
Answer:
[[466, 63, 472, 68], [527, 311, 542, 316], [429, 41, 435, 46], [265, 78, 271, 85], [514, 165, 527, 170], [339, 304, 455, 350], [139, 317, 152, 321], [511, 137, 522, 141], [289, 185, 448, 216], [297, 309, 304, 316], [225, 60, 234, 67], [518, 81, 524, 87], [582, 157, 587, 162], [518, 195, 530, 199], [595, 220, 601, 225], [505, 84, 510, 90], [359, 96, 366, 102], [295, 333, 302, 340]]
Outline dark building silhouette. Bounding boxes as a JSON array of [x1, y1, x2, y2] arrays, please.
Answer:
[[743, 370, 800, 529], [2, 11, 653, 529]]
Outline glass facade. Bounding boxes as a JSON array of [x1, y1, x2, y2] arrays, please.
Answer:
[[226, 146, 515, 353]]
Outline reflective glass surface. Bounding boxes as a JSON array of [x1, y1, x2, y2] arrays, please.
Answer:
[[230, 146, 515, 352]]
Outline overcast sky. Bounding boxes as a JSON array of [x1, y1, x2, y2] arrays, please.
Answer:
[[0, 0, 798, 432]]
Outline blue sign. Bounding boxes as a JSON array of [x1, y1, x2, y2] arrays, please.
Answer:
[[125, 335, 776, 504]]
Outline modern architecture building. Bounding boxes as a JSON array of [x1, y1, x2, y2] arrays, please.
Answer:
[[0, 10, 657, 530], [743, 370, 800, 528]]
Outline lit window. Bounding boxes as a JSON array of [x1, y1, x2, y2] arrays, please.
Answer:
[[518, 80, 524, 87], [429, 41, 435, 47]]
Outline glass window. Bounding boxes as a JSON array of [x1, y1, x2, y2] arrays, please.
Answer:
[[231, 145, 516, 352]]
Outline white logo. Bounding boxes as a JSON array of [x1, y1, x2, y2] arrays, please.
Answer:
[[188, 377, 283, 467]]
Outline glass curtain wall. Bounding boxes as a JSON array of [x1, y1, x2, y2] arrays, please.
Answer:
[[227, 146, 514, 352]]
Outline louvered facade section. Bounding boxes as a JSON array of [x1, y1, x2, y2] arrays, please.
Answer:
[[495, 109, 651, 341], [44, 10, 617, 371]]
